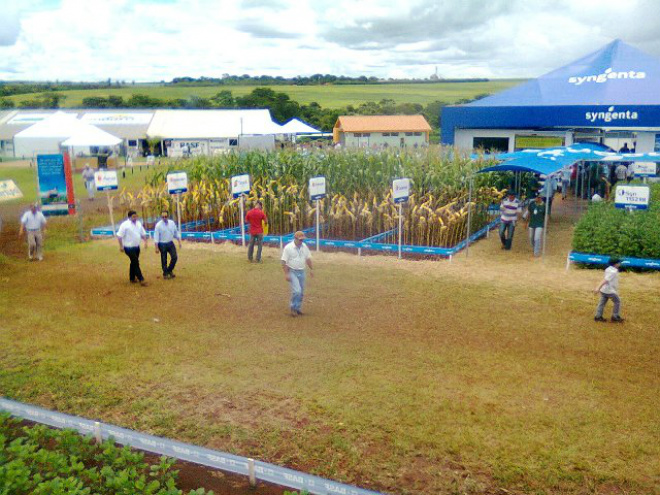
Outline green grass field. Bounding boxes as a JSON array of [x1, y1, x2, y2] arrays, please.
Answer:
[[1, 198, 659, 495], [5, 81, 523, 109]]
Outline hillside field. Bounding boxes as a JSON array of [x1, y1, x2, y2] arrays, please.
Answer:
[[5, 80, 523, 109]]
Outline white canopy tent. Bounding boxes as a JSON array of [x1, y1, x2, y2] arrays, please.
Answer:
[[13, 112, 85, 157], [61, 126, 122, 147], [280, 118, 320, 134]]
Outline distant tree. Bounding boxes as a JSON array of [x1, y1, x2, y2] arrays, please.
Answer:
[[210, 90, 235, 108], [0, 98, 15, 108]]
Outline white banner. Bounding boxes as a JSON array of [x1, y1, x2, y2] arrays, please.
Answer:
[[0, 179, 23, 202], [615, 185, 650, 210], [94, 170, 118, 191], [392, 178, 411, 204], [167, 171, 188, 194], [633, 162, 657, 177], [231, 174, 250, 197], [309, 176, 326, 200]]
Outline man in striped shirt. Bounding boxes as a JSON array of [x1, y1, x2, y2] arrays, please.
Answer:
[[499, 191, 521, 250]]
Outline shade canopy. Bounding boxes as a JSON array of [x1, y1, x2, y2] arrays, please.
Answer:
[[280, 118, 320, 134], [61, 125, 122, 147]]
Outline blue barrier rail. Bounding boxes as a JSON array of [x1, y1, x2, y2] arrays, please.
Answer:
[[0, 398, 384, 495], [569, 252, 660, 269], [91, 220, 501, 259]]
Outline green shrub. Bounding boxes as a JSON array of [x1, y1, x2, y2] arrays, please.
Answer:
[[573, 183, 660, 258], [0, 414, 213, 495]]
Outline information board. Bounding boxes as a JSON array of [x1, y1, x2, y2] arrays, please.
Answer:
[[615, 185, 650, 210], [95, 170, 119, 191], [0, 180, 23, 202], [37, 154, 69, 215], [309, 176, 326, 200], [167, 171, 188, 194], [392, 178, 411, 204], [231, 174, 250, 197]]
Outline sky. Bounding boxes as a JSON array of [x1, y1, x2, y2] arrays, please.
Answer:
[[1, 0, 660, 82]]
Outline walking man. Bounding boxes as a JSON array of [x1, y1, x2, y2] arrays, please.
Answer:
[[523, 194, 546, 257], [499, 191, 521, 250], [117, 210, 148, 286], [18, 203, 47, 261], [82, 164, 95, 200], [154, 210, 181, 279], [594, 258, 624, 323], [245, 200, 268, 263], [281, 231, 313, 317]]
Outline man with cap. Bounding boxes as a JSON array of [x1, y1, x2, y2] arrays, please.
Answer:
[[18, 203, 47, 261], [281, 230, 313, 316], [499, 191, 521, 250], [523, 194, 547, 257]]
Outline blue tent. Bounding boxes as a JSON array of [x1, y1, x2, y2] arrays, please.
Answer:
[[442, 40, 660, 145]]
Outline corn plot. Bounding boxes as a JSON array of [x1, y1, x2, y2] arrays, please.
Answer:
[[118, 149, 503, 248]]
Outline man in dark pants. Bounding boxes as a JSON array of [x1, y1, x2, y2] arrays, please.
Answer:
[[245, 200, 268, 263], [154, 210, 181, 279], [117, 210, 148, 286]]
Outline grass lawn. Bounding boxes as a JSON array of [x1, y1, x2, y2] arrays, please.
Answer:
[[1, 201, 659, 495], [5, 81, 523, 109]]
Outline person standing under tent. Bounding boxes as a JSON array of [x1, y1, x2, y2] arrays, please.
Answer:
[[614, 163, 628, 185], [281, 231, 313, 316], [154, 210, 181, 279], [619, 143, 630, 153], [523, 194, 546, 257], [82, 164, 95, 200], [561, 166, 572, 200], [18, 203, 47, 261], [245, 200, 268, 263], [117, 210, 149, 286], [538, 174, 557, 216], [498, 191, 521, 250], [626, 163, 635, 183], [594, 259, 624, 323]]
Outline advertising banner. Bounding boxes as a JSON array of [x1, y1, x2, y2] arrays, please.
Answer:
[[633, 162, 657, 177], [309, 176, 326, 200], [231, 174, 250, 197], [95, 170, 119, 191], [0, 180, 23, 202], [514, 135, 564, 150], [615, 185, 650, 210], [37, 154, 69, 216], [392, 178, 411, 204], [167, 171, 188, 194]]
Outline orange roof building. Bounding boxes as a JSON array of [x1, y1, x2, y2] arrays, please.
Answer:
[[333, 115, 432, 148]]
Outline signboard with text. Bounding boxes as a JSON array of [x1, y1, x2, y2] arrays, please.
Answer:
[[167, 171, 188, 194], [94, 170, 118, 191], [615, 185, 650, 210], [37, 154, 69, 216], [633, 162, 657, 177], [0, 180, 23, 202], [392, 178, 411, 204], [309, 176, 326, 200], [231, 174, 250, 197]]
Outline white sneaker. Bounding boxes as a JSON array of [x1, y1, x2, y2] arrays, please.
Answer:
[[37, 256, 43, 261]]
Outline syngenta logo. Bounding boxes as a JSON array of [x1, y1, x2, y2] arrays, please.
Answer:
[[585, 106, 639, 123], [569, 67, 646, 86]]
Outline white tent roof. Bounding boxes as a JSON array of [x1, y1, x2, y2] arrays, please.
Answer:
[[61, 125, 122, 147], [13, 111, 86, 139], [280, 118, 320, 134], [146, 109, 283, 139]]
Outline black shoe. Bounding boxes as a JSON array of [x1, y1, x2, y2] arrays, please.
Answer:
[[594, 316, 606, 322], [611, 316, 625, 323], [130, 279, 138, 284], [169, 273, 176, 279]]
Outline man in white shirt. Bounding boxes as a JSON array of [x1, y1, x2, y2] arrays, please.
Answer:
[[499, 191, 521, 250], [594, 258, 623, 322], [281, 230, 313, 317], [154, 210, 181, 279], [18, 203, 47, 261], [81, 164, 95, 200], [614, 163, 628, 185], [117, 210, 149, 286]]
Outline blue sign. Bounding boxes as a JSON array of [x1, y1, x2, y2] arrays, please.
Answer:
[[37, 154, 68, 216]]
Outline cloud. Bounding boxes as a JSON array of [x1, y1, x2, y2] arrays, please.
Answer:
[[0, 4, 21, 46], [235, 19, 302, 39]]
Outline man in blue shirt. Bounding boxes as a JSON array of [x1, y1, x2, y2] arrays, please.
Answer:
[[154, 211, 182, 279]]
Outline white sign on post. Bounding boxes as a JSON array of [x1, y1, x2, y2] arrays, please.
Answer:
[[0, 180, 23, 202], [167, 171, 188, 194], [94, 170, 118, 191], [392, 178, 411, 204], [633, 162, 657, 177], [309, 176, 326, 200], [615, 185, 650, 210], [231, 174, 251, 197]]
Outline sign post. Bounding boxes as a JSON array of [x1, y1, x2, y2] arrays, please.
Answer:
[[392, 178, 411, 259], [633, 162, 657, 184], [465, 176, 474, 257], [231, 174, 251, 247], [309, 176, 326, 252], [167, 171, 188, 240], [615, 184, 650, 210], [94, 169, 119, 235]]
